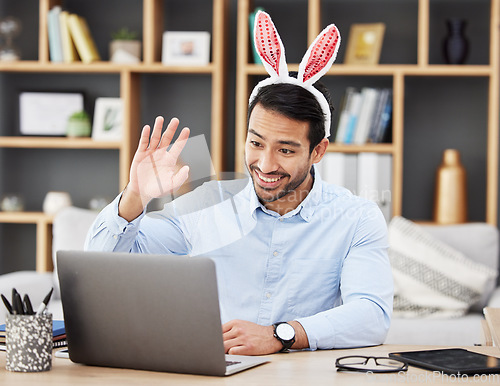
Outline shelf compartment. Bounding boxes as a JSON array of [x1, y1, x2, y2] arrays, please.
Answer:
[[0, 137, 121, 149], [0, 211, 54, 272]]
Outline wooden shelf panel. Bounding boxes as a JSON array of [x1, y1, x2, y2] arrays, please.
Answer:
[[0, 61, 216, 74], [245, 64, 494, 77], [0, 211, 53, 224], [0, 136, 121, 149], [327, 143, 395, 154]]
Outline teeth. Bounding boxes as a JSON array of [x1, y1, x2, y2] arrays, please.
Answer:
[[257, 172, 281, 183]]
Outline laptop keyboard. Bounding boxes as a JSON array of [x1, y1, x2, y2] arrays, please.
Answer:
[[226, 360, 242, 367]]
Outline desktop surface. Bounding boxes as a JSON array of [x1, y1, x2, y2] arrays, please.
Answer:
[[2, 345, 500, 385]]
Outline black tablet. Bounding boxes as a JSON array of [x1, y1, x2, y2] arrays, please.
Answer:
[[389, 348, 500, 375]]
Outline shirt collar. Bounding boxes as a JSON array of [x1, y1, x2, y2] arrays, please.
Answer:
[[246, 164, 323, 222]]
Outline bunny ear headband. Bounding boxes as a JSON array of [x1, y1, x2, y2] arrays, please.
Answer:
[[249, 11, 341, 138]]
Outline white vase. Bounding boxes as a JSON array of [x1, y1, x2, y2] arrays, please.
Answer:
[[43, 191, 72, 215]]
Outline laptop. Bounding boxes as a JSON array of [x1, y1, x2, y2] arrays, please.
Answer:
[[56, 250, 268, 376]]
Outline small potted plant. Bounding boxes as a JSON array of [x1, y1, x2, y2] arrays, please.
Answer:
[[66, 110, 91, 137], [110, 27, 141, 63]]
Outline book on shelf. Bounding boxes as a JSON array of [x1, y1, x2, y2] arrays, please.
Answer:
[[342, 91, 363, 144], [67, 13, 101, 64], [357, 152, 392, 222], [0, 319, 66, 350], [59, 10, 79, 63], [334, 87, 392, 145], [318, 152, 392, 221], [334, 87, 356, 143], [367, 88, 391, 143], [47, 6, 63, 62], [317, 153, 357, 194], [353, 87, 379, 145]]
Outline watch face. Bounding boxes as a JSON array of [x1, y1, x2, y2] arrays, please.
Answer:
[[276, 323, 295, 340]]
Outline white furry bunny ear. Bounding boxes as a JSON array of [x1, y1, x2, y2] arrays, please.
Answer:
[[298, 24, 341, 86], [253, 11, 288, 79]]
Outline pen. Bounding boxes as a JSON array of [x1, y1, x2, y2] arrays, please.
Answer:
[[1, 294, 13, 314], [23, 294, 34, 315], [36, 288, 53, 316], [13, 291, 24, 315]]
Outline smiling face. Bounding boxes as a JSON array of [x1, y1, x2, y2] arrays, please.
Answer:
[[245, 103, 328, 215]]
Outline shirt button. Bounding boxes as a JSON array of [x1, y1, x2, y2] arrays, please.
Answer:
[[273, 251, 279, 256], [266, 293, 272, 299], [113, 235, 118, 240], [279, 218, 284, 222]]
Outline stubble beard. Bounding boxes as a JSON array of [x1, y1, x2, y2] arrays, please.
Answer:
[[246, 163, 311, 203]]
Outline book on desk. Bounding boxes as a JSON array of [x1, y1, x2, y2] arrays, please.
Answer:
[[0, 319, 66, 350]]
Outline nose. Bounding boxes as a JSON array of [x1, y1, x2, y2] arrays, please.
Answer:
[[257, 150, 279, 174]]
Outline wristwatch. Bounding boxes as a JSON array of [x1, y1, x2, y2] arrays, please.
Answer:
[[273, 322, 296, 352]]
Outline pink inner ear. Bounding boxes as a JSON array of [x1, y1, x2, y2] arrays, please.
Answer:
[[302, 26, 340, 82], [255, 14, 282, 76]]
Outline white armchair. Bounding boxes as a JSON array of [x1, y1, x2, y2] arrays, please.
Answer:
[[0, 207, 97, 323], [386, 221, 500, 346]]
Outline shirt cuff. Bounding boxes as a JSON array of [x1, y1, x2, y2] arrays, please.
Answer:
[[295, 314, 335, 351], [104, 191, 146, 236]]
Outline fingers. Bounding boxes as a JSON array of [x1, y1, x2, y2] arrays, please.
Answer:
[[171, 165, 190, 191], [148, 116, 165, 149], [138, 117, 186, 153], [137, 125, 151, 152], [168, 127, 190, 160], [159, 117, 180, 149]]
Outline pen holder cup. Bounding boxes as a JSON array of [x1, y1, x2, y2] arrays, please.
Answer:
[[5, 313, 53, 372]]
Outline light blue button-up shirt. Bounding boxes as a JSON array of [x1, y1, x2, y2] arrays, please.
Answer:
[[85, 169, 393, 350]]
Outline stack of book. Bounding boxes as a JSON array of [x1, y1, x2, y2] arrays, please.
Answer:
[[334, 87, 392, 144], [48, 6, 101, 64], [0, 319, 67, 350], [317, 152, 392, 222]]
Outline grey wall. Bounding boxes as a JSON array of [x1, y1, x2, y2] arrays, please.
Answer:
[[0, 0, 497, 272]]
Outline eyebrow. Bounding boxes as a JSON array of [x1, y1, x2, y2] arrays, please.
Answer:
[[248, 128, 302, 148]]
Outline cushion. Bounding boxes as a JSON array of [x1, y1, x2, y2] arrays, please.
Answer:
[[51, 206, 98, 299], [422, 222, 499, 312], [388, 216, 497, 318]]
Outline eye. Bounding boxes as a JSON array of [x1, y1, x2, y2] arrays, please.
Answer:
[[250, 140, 262, 148], [279, 148, 295, 155]]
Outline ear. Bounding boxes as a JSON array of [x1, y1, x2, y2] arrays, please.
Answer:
[[253, 11, 288, 79], [298, 24, 340, 86], [311, 138, 329, 164]]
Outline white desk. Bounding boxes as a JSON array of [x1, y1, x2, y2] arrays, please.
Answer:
[[1, 345, 500, 385]]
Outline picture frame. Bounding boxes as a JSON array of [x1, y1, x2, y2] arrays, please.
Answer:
[[91, 97, 123, 141], [19, 91, 84, 136], [161, 31, 211, 66], [344, 23, 386, 65]]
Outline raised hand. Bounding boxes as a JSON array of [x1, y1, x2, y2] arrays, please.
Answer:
[[119, 116, 190, 221]]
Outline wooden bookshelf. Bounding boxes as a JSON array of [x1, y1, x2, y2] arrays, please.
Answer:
[[0, 0, 229, 272], [235, 0, 499, 226]]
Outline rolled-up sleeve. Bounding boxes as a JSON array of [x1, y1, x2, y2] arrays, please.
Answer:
[[84, 192, 191, 255], [296, 204, 393, 350]]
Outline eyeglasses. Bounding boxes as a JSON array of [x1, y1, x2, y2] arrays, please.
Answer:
[[335, 355, 408, 373]]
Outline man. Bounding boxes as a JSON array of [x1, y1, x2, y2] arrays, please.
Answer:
[[86, 12, 393, 355]]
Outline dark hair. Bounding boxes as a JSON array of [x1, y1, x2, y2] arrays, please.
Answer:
[[247, 72, 333, 153]]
